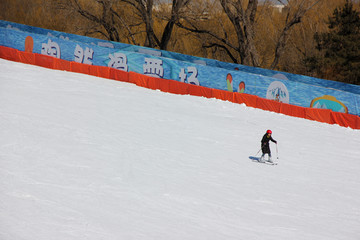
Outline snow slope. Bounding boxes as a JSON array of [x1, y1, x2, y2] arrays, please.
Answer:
[[1, 58, 360, 240]]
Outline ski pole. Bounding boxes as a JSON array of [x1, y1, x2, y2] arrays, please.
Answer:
[[255, 143, 265, 156], [276, 143, 279, 159], [255, 148, 262, 156]]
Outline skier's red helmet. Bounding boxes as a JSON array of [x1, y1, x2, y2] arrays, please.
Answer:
[[266, 129, 272, 134]]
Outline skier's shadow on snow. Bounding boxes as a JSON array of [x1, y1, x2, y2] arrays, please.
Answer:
[[249, 156, 260, 161]]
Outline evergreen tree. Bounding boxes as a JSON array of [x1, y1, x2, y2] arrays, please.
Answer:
[[306, 0, 360, 85]]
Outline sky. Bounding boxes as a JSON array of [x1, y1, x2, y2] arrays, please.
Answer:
[[1, 58, 360, 240]]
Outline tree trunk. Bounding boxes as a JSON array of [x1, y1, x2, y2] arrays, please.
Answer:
[[220, 0, 260, 66], [270, 0, 321, 69]]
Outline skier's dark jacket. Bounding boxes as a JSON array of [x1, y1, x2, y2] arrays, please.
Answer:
[[261, 133, 277, 154]]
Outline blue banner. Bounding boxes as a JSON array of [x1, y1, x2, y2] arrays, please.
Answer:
[[1, 20, 359, 116]]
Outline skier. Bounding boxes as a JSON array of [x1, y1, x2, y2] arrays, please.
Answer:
[[260, 130, 277, 163]]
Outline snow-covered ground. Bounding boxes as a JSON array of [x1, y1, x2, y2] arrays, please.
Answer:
[[1, 58, 360, 240]]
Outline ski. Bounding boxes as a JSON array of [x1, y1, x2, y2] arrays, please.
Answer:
[[249, 156, 278, 165], [264, 161, 278, 165], [253, 160, 278, 165]]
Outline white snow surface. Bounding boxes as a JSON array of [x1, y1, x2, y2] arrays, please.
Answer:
[[1, 58, 360, 240]]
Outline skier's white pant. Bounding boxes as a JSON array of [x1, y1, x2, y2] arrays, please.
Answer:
[[260, 153, 272, 162]]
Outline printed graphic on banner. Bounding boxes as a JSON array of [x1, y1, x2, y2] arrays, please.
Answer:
[[266, 81, 289, 103], [74, 45, 94, 65], [97, 41, 114, 48], [192, 60, 206, 66], [179, 67, 199, 85], [143, 58, 164, 78], [226, 73, 233, 92], [238, 81, 245, 93], [47, 32, 69, 41], [6, 24, 20, 31], [108, 52, 128, 71], [25, 36, 34, 53], [310, 95, 348, 113], [41, 39, 60, 58], [272, 73, 289, 80], [138, 48, 162, 57]]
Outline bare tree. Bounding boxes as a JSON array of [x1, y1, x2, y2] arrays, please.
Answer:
[[55, 0, 138, 44], [158, 0, 191, 50], [176, 0, 264, 66], [177, 0, 321, 68], [120, 0, 156, 47], [176, 0, 262, 65], [54, 0, 190, 49], [270, 0, 322, 69], [121, 0, 191, 49], [220, 0, 260, 66]]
